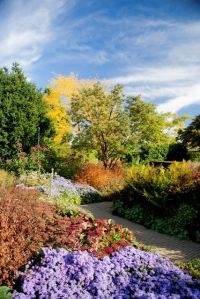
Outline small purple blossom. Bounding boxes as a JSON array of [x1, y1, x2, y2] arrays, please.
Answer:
[[12, 246, 200, 299], [38, 175, 100, 200]]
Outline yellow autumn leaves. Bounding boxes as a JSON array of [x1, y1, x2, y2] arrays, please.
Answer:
[[43, 75, 92, 152]]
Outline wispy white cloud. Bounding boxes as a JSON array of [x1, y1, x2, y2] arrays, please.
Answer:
[[0, 0, 75, 69], [157, 94, 200, 114], [108, 64, 200, 114], [109, 66, 199, 84], [104, 16, 200, 114]]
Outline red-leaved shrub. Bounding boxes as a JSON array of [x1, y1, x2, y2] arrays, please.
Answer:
[[0, 187, 57, 285]]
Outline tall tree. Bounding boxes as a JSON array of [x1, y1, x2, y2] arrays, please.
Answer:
[[179, 114, 200, 150], [43, 75, 92, 155], [0, 63, 53, 160], [125, 96, 188, 149], [43, 86, 72, 155], [70, 83, 130, 168]]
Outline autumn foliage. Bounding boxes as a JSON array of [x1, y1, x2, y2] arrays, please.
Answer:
[[74, 163, 125, 195], [0, 187, 56, 286], [0, 187, 134, 286]]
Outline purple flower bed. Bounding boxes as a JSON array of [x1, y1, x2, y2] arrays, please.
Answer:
[[17, 175, 101, 203], [13, 246, 200, 299]]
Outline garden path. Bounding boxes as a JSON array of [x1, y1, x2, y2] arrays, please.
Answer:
[[82, 201, 200, 262]]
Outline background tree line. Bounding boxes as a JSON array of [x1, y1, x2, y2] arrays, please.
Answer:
[[0, 64, 199, 175]]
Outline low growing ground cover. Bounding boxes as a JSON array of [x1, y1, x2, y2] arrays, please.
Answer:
[[12, 247, 200, 298]]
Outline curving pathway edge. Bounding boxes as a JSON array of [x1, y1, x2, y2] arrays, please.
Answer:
[[82, 201, 200, 262]]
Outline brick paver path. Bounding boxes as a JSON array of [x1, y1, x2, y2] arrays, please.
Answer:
[[82, 201, 200, 262]]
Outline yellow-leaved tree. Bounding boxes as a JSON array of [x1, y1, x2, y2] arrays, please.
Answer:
[[44, 74, 93, 156], [43, 75, 77, 154]]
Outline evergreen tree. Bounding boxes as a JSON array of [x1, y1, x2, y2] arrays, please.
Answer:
[[0, 63, 53, 160]]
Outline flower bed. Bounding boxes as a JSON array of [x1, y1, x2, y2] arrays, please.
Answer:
[[13, 246, 200, 299], [0, 187, 134, 286], [17, 173, 101, 204]]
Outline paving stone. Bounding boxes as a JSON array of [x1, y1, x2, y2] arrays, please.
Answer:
[[82, 201, 200, 262]]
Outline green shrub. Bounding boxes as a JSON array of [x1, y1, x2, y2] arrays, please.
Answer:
[[18, 171, 51, 187], [139, 143, 189, 163], [125, 164, 171, 211], [189, 151, 200, 162], [113, 201, 191, 240], [56, 203, 93, 218], [42, 149, 85, 179], [140, 144, 169, 162], [113, 161, 200, 241], [151, 218, 189, 240], [196, 231, 200, 243], [124, 204, 147, 223], [176, 259, 200, 280], [125, 161, 195, 212], [0, 144, 47, 176], [58, 191, 81, 205], [170, 203, 197, 228], [0, 286, 12, 299]]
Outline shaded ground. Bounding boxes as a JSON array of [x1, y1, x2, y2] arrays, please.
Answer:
[[82, 201, 200, 262]]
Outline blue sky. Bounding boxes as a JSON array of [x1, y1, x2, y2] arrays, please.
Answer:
[[0, 0, 200, 119]]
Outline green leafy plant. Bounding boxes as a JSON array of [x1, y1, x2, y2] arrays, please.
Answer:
[[0, 286, 12, 299], [170, 203, 197, 228], [58, 190, 81, 205], [140, 143, 169, 162], [18, 171, 51, 187], [176, 258, 200, 280]]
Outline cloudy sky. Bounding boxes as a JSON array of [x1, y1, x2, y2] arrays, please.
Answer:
[[0, 0, 200, 119]]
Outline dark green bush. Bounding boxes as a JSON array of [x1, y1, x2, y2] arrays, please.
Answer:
[[170, 203, 197, 228], [113, 201, 190, 240], [139, 143, 189, 163], [166, 143, 189, 161]]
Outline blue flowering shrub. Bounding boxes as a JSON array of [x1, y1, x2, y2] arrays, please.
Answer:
[[13, 246, 200, 299], [18, 173, 102, 204]]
